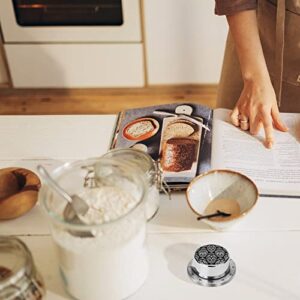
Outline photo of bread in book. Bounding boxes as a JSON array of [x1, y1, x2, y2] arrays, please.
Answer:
[[163, 120, 195, 140], [161, 138, 198, 172], [159, 115, 202, 179], [122, 117, 159, 141], [111, 103, 213, 189]]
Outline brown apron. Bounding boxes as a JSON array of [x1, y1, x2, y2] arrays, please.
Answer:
[[216, 0, 300, 113]]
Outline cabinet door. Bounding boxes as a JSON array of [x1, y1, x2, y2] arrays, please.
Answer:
[[5, 44, 144, 88], [144, 0, 228, 85]]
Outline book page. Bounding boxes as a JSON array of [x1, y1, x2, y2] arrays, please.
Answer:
[[211, 108, 300, 196]]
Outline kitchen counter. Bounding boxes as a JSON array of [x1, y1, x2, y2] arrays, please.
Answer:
[[1, 115, 300, 300]]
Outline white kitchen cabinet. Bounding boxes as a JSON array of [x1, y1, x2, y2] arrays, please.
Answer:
[[5, 44, 144, 88], [143, 0, 228, 85]]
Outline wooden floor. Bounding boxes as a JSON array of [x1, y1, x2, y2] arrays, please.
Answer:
[[0, 85, 217, 115]]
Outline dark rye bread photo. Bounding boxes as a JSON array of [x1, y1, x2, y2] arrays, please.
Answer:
[[161, 138, 198, 172]]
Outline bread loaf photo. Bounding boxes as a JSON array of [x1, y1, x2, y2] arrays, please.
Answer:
[[161, 138, 198, 172], [163, 120, 195, 140]]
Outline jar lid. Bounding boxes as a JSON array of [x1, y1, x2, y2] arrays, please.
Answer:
[[102, 149, 171, 196], [187, 244, 236, 287], [103, 148, 155, 175], [0, 237, 45, 299]]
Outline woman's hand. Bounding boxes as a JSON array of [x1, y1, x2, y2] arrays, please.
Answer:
[[230, 78, 288, 148], [225, 10, 288, 148]]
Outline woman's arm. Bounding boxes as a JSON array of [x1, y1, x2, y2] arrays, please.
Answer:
[[227, 10, 288, 148]]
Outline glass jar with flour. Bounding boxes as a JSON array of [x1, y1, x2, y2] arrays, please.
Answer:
[[102, 148, 168, 220], [40, 157, 148, 300]]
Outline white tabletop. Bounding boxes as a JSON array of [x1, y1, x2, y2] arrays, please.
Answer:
[[1, 115, 300, 300]]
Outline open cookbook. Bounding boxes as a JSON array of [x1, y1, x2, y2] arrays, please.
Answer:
[[110, 103, 300, 197]]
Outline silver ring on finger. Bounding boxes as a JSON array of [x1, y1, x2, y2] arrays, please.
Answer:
[[238, 115, 249, 122], [240, 120, 250, 131]]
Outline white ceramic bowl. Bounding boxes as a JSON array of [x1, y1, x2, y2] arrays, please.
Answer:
[[186, 169, 259, 230]]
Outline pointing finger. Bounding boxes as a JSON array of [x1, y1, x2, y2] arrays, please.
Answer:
[[262, 113, 274, 149]]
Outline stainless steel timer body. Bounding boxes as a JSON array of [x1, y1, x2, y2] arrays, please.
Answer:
[[187, 244, 236, 287]]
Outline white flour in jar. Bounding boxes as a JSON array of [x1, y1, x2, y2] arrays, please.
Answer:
[[145, 185, 160, 220], [52, 186, 148, 300], [80, 186, 141, 225]]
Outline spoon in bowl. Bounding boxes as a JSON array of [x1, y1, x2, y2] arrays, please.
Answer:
[[37, 165, 96, 237], [197, 210, 231, 221]]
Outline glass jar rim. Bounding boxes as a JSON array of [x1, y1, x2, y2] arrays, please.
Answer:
[[103, 148, 155, 172], [103, 148, 169, 195], [39, 157, 148, 231]]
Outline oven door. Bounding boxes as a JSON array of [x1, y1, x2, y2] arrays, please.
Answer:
[[0, 0, 141, 42]]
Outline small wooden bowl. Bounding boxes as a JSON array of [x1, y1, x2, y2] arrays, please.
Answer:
[[0, 168, 41, 220]]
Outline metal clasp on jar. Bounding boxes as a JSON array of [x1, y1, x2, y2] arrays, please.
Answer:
[[154, 160, 171, 200], [82, 165, 99, 189], [82, 159, 171, 200]]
